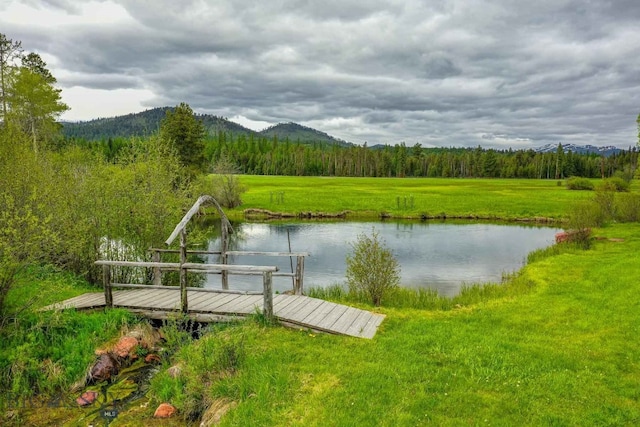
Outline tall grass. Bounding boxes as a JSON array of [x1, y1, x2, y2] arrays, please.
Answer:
[[0, 266, 136, 402]]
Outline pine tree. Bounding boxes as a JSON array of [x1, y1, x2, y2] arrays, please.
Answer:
[[159, 103, 206, 175]]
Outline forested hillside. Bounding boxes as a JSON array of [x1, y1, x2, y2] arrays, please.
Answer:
[[62, 108, 638, 179]]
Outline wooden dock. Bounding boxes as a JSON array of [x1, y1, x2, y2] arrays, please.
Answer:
[[45, 288, 385, 339]]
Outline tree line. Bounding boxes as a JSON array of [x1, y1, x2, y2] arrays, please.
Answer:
[[74, 131, 639, 180], [203, 134, 637, 179]]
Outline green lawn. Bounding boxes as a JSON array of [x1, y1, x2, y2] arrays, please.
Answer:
[[5, 177, 640, 426], [206, 224, 640, 426], [227, 176, 610, 220]]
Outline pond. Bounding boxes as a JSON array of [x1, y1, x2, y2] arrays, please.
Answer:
[[201, 221, 561, 297]]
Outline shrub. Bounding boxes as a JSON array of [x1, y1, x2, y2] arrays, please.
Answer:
[[565, 201, 601, 248], [615, 193, 640, 222], [565, 177, 594, 190], [602, 177, 630, 192], [346, 229, 400, 306], [209, 156, 247, 209]]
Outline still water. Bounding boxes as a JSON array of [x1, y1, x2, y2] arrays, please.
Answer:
[[203, 221, 560, 297]]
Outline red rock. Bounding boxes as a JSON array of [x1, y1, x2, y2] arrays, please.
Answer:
[[113, 336, 139, 359], [555, 231, 569, 243], [154, 402, 177, 418], [145, 353, 161, 363], [76, 391, 98, 406], [89, 353, 119, 383]]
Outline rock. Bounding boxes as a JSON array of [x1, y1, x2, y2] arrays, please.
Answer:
[[154, 402, 177, 418], [200, 399, 237, 426], [113, 336, 139, 359], [89, 353, 119, 383], [76, 390, 98, 406], [145, 353, 161, 363], [555, 231, 569, 243], [166, 364, 182, 378]]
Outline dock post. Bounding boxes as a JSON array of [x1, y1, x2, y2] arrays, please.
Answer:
[[221, 222, 229, 290], [152, 250, 162, 286], [294, 256, 305, 295], [180, 229, 188, 313], [102, 264, 113, 308], [263, 271, 273, 319]]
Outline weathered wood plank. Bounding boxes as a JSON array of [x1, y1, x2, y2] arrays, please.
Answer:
[[272, 294, 300, 312], [314, 304, 350, 331], [278, 297, 325, 322], [359, 313, 386, 339], [45, 289, 384, 338], [116, 289, 175, 308], [198, 294, 244, 312], [186, 291, 216, 308], [325, 306, 365, 334], [300, 301, 336, 325], [274, 295, 314, 319], [220, 295, 262, 314]]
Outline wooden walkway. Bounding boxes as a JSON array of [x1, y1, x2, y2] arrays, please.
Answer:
[[45, 289, 385, 339]]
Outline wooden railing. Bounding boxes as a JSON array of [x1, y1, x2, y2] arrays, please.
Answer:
[[95, 260, 279, 318], [149, 249, 308, 295]]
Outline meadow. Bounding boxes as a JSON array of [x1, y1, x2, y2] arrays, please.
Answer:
[[3, 176, 640, 426], [228, 176, 604, 220]]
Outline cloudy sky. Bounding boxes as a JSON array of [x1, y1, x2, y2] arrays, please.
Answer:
[[2, 0, 639, 148]]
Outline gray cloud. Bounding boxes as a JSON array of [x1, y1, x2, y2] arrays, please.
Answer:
[[2, 0, 639, 148]]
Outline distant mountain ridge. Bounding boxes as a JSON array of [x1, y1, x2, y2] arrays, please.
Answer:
[[259, 122, 352, 147], [61, 109, 629, 154], [61, 107, 349, 146], [535, 143, 623, 157]]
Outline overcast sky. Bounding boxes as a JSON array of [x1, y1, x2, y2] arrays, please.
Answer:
[[2, 0, 639, 148]]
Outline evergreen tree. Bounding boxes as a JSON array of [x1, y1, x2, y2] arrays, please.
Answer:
[[160, 102, 206, 175]]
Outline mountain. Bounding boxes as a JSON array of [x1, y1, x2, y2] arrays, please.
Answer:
[[61, 107, 260, 141], [61, 108, 352, 147], [535, 143, 624, 157], [258, 122, 352, 146]]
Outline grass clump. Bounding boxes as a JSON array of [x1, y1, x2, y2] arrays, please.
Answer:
[[149, 325, 247, 422], [0, 267, 135, 403]]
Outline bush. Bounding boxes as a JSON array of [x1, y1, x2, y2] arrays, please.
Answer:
[[346, 229, 400, 306], [208, 156, 246, 209], [565, 201, 602, 248], [602, 177, 630, 192], [565, 177, 594, 190], [615, 193, 640, 222]]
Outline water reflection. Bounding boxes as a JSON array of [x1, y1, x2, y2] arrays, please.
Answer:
[[202, 221, 561, 297]]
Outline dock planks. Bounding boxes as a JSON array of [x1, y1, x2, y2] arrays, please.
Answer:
[[44, 288, 384, 339]]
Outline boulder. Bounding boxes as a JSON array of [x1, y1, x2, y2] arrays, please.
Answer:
[[154, 402, 177, 418], [114, 336, 139, 359], [76, 390, 98, 406], [89, 353, 119, 383]]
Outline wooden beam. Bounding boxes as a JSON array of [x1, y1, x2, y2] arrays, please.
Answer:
[[263, 271, 273, 319], [165, 195, 234, 246], [225, 251, 310, 257], [180, 229, 188, 313], [102, 264, 112, 308]]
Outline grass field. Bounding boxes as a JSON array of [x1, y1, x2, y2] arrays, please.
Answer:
[[5, 176, 640, 425], [227, 176, 610, 220], [166, 224, 640, 426]]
